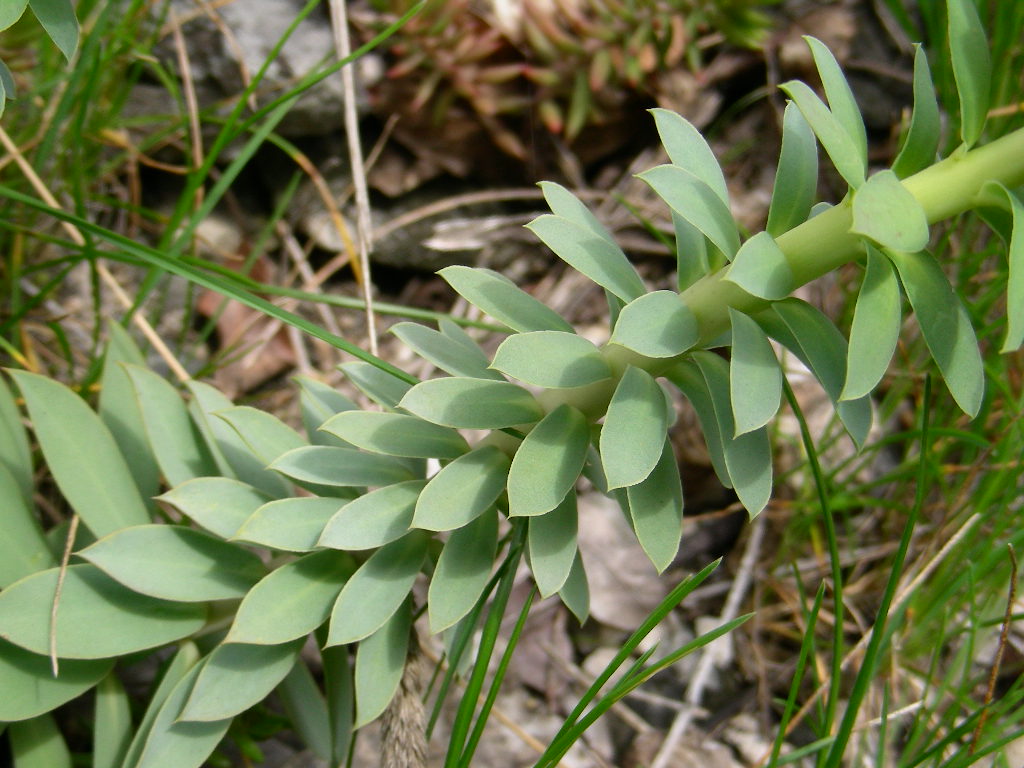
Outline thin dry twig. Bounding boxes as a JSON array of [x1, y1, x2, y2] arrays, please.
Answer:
[[49, 515, 80, 676], [970, 543, 1018, 754], [0, 125, 191, 382], [328, 0, 378, 355], [651, 513, 766, 768], [170, 5, 205, 215]]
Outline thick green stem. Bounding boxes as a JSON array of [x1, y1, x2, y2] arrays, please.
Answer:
[[544, 126, 1024, 422], [681, 126, 1024, 346]]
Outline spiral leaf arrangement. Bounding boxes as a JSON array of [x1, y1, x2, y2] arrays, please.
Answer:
[[2, 1, 1024, 764]]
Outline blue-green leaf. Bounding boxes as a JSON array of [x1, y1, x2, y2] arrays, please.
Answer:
[[0, 464, 53, 588], [0, 1, 29, 33], [9, 713, 71, 768], [804, 36, 867, 164], [338, 361, 413, 409], [125, 365, 218, 487], [413, 446, 509, 531], [693, 352, 772, 517], [539, 181, 623, 241], [157, 477, 270, 540], [981, 183, 1024, 353], [507, 405, 589, 517], [427, 512, 498, 632], [233, 497, 342, 552], [492, 331, 611, 388], [558, 552, 589, 624], [79, 525, 264, 603], [326, 532, 429, 646], [269, 445, 416, 487], [887, 249, 984, 417], [0, 564, 206, 659], [399, 377, 544, 429], [851, 170, 929, 253], [650, 108, 729, 203], [639, 165, 739, 259], [600, 366, 670, 489], [759, 299, 874, 448], [674, 213, 710, 290], [94, 673, 132, 768], [294, 375, 358, 446], [892, 44, 940, 178], [527, 492, 577, 598], [354, 602, 410, 728], [0, 640, 112, 722], [780, 80, 865, 189], [319, 411, 468, 459], [318, 480, 426, 551], [185, 380, 291, 498], [215, 405, 306, 464], [625, 438, 683, 572], [8, 370, 149, 538], [228, 550, 355, 645], [132, 659, 231, 768], [665, 362, 730, 488], [724, 231, 793, 300], [98, 323, 159, 504], [438, 266, 574, 333], [180, 639, 304, 722], [842, 246, 902, 400], [729, 308, 782, 436], [609, 290, 699, 358], [28, 0, 78, 60], [947, 0, 990, 148], [391, 322, 502, 379], [526, 215, 646, 302], [767, 102, 818, 237]]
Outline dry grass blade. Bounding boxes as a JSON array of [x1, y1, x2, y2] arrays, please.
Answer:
[[329, 0, 378, 355], [0, 125, 190, 382], [50, 515, 80, 676]]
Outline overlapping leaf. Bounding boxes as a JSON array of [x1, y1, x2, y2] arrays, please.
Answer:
[[729, 308, 782, 436], [526, 215, 646, 302], [600, 366, 670, 489], [338, 361, 413, 408], [428, 512, 498, 632], [180, 639, 304, 722], [609, 290, 699, 358], [270, 445, 416, 487], [157, 477, 271, 540], [0, 639, 113, 722], [842, 246, 902, 400], [232, 497, 343, 552], [725, 231, 793, 300], [639, 165, 740, 259], [892, 44, 940, 178], [327, 531, 429, 646], [439, 266, 574, 333], [228, 550, 355, 645], [527, 492, 578, 598], [391, 321, 502, 379], [767, 102, 818, 237], [0, 564, 206, 659], [318, 480, 426, 550], [399, 377, 544, 429], [491, 331, 611, 388], [8, 370, 150, 538], [887, 249, 984, 416], [851, 170, 929, 253], [126, 365, 218, 487], [320, 411, 468, 459], [80, 525, 265, 602], [413, 445, 509, 531], [507, 405, 589, 517], [625, 439, 684, 573], [354, 602, 410, 728]]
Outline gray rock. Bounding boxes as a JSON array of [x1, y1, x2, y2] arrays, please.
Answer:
[[156, 0, 379, 137]]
